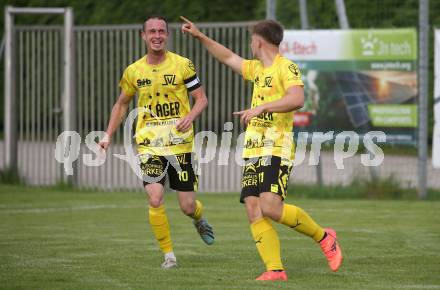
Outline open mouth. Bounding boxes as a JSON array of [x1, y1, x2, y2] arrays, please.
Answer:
[[151, 40, 163, 46]]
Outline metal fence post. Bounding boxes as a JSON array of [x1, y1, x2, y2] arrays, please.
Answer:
[[335, 0, 350, 29], [4, 6, 18, 173], [418, 0, 429, 198], [299, 0, 309, 30], [266, 0, 276, 20], [63, 7, 77, 186]]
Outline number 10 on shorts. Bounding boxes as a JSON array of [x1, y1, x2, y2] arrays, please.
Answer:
[[178, 171, 188, 181]]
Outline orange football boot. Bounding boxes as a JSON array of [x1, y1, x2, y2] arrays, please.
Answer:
[[319, 228, 343, 272]]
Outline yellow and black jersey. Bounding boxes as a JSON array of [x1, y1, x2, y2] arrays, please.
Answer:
[[241, 54, 304, 161], [119, 51, 201, 155]]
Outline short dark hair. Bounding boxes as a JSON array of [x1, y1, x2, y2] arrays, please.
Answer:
[[142, 15, 169, 32], [250, 20, 284, 46]]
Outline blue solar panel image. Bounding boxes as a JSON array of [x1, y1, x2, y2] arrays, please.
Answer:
[[347, 105, 370, 127], [340, 81, 360, 93], [360, 94, 371, 103], [344, 95, 360, 106], [335, 72, 379, 127], [329, 71, 415, 128], [338, 72, 357, 81]]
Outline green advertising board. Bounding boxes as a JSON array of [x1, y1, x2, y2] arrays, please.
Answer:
[[282, 29, 418, 144]]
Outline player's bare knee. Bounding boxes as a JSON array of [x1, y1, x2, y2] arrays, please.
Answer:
[[148, 196, 163, 208], [260, 204, 277, 219], [259, 193, 283, 220], [149, 200, 162, 208]]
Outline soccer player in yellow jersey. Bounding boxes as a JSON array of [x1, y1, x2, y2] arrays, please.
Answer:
[[181, 17, 342, 280], [98, 16, 214, 270]]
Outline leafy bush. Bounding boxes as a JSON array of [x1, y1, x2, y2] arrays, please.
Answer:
[[0, 168, 23, 185]]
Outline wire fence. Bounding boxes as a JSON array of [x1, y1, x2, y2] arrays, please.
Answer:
[[2, 22, 254, 190], [1, 0, 439, 193]]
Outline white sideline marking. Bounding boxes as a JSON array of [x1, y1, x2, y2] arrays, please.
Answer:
[[0, 204, 143, 214]]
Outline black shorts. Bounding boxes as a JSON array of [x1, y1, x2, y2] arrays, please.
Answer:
[[240, 156, 293, 203], [139, 152, 198, 192]]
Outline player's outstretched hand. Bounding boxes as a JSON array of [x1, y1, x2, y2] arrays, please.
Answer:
[[233, 106, 264, 126], [97, 133, 110, 152], [176, 115, 194, 133], [180, 16, 201, 38]]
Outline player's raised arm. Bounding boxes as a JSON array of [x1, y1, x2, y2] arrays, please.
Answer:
[[180, 16, 244, 75], [98, 90, 134, 150], [233, 86, 304, 126], [260, 85, 304, 113]]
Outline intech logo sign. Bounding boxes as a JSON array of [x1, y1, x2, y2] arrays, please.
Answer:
[[360, 32, 379, 56], [353, 30, 416, 61]]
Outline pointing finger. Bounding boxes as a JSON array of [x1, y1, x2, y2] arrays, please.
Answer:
[[180, 16, 192, 24]]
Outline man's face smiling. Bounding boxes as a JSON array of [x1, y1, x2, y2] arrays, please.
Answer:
[[142, 18, 168, 53]]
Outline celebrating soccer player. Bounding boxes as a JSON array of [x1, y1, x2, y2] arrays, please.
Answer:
[[181, 16, 342, 280], [98, 16, 214, 270]]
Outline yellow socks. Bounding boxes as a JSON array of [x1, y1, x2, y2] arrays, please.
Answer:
[[250, 217, 284, 271], [278, 203, 325, 242], [192, 200, 203, 222], [149, 205, 173, 254], [149, 200, 202, 255]]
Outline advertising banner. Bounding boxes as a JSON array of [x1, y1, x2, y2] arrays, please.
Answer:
[[283, 29, 418, 144]]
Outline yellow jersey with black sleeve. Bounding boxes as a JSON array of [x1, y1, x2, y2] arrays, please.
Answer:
[[119, 51, 201, 156], [241, 54, 303, 161]]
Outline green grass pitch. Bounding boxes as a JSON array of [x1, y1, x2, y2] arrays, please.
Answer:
[[1, 184, 439, 289]]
